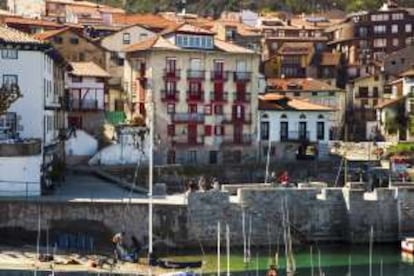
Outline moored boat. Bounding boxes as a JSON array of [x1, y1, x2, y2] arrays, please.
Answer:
[[401, 238, 414, 253]]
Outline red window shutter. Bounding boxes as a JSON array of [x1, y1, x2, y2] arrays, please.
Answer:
[[167, 124, 175, 136], [205, 125, 212, 136]]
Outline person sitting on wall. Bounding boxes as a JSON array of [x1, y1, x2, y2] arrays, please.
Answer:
[[279, 171, 289, 187], [267, 264, 278, 276]]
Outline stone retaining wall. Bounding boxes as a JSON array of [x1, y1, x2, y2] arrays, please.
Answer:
[[1, 187, 414, 248]]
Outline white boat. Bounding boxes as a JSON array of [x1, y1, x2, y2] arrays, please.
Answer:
[[401, 238, 414, 253]]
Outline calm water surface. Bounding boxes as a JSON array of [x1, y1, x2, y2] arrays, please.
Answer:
[[2, 244, 414, 275]]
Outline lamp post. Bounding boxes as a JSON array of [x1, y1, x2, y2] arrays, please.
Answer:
[[145, 96, 154, 269]]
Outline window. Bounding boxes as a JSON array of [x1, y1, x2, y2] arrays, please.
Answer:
[[167, 150, 176, 164], [188, 104, 197, 113], [392, 13, 404, 20], [299, 114, 306, 119], [391, 24, 398, 33], [406, 24, 412, 33], [214, 104, 223, 115], [167, 103, 175, 114], [392, 38, 399, 47], [214, 125, 224, 136], [139, 33, 148, 40], [1, 49, 18, 59], [359, 27, 368, 37], [260, 121, 269, 140], [278, 30, 285, 37], [373, 38, 387, 48], [0, 112, 16, 134], [271, 42, 278, 50], [373, 87, 379, 97], [167, 124, 175, 136], [312, 92, 318, 96], [293, 92, 300, 97], [79, 52, 85, 61], [317, 122, 325, 140], [2, 74, 18, 87], [204, 104, 212, 115], [187, 150, 197, 163], [406, 37, 414, 46], [373, 25, 386, 34], [205, 125, 212, 136], [209, 151, 218, 164], [359, 40, 368, 49], [53, 36, 63, 44], [70, 37, 79, 44], [123, 33, 131, 44], [371, 13, 389, 21]]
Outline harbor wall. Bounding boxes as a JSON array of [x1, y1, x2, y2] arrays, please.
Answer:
[[0, 187, 414, 248]]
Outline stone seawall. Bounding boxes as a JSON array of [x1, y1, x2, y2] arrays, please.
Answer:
[[0, 187, 414, 248]]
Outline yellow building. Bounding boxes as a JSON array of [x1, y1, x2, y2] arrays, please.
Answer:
[[124, 24, 261, 165]]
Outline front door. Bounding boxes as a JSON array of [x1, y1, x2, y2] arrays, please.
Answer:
[[280, 122, 288, 141], [234, 123, 243, 144], [299, 122, 307, 140]]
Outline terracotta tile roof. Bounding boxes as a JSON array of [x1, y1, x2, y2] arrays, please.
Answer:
[[0, 25, 42, 44], [400, 69, 414, 77], [33, 27, 70, 40], [259, 94, 334, 111], [215, 20, 261, 37], [375, 96, 406, 109], [163, 23, 215, 35], [124, 35, 179, 52], [125, 34, 255, 54], [4, 17, 63, 28], [112, 13, 177, 30], [214, 39, 255, 54], [267, 78, 340, 92], [320, 52, 341, 66], [69, 61, 110, 78], [278, 42, 314, 55]]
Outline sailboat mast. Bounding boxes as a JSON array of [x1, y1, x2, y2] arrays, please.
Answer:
[[148, 100, 154, 259], [265, 136, 272, 184], [242, 209, 247, 263], [369, 226, 374, 276], [217, 221, 221, 276], [226, 224, 230, 276]]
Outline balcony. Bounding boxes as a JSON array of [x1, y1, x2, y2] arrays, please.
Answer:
[[161, 90, 179, 102], [172, 135, 204, 146], [0, 139, 41, 157], [222, 113, 252, 124], [163, 69, 181, 80], [233, 71, 251, 82], [210, 91, 228, 103], [234, 92, 251, 103], [281, 131, 310, 142], [172, 113, 205, 123], [222, 134, 253, 145], [211, 71, 229, 81], [186, 91, 205, 103], [187, 70, 205, 80], [70, 99, 101, 111]]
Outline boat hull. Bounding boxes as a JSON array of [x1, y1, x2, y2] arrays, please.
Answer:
[[402, 240, 414, 254]]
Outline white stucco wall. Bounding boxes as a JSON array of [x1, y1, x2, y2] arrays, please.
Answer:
[[101, 25, 155, 52], [0, 155, 42, 196], [258, 110, 333, 143], [65, 129, 98, 156]]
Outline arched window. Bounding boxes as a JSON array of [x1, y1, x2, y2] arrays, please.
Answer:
[[261, 113, 269, 119], [299, 114, 306, 119], [318, 114, 324, 119], [280, 114, 287, 119]]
